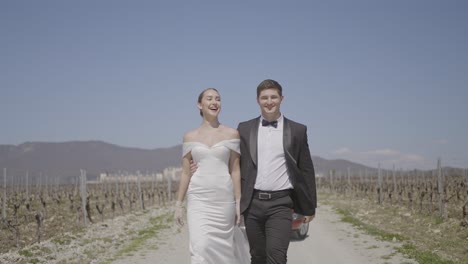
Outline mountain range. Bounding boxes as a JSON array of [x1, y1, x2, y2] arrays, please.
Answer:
[[0, 141, 374, 183]]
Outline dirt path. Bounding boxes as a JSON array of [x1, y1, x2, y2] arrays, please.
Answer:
[[111, 204, 416, 264], [288, 204, 416, 264]]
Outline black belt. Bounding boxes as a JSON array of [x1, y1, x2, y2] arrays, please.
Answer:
[[253, 189, 292, 201]]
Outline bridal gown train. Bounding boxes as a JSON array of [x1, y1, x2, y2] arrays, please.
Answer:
[[183, 139, 250, 264]]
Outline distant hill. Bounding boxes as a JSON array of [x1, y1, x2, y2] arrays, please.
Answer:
[[0, 141, 180, 182], [0, 141, 374, 183], [311, 156, 375, 176]]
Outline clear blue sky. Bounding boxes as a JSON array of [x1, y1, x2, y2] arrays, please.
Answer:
[[1, 1, 467, 170]]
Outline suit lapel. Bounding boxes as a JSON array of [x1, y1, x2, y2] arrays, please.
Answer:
[[249, 117, 260, 166], [283, 117, 297, 165]]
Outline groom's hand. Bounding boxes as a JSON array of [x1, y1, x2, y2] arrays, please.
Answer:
[[189, 160, 198, 175], [303, 214, 315, 223], [235, 199, 242, 226]]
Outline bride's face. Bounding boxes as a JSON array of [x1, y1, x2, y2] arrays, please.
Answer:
[[198, 89, 221, 118]]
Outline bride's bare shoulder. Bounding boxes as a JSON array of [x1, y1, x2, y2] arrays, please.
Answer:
[[183, 129, 199, 142], [220, 125, 240, 139]]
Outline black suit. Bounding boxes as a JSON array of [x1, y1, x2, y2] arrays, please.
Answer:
[[238, 116, 317, 215], [237, 116, 317, 264]]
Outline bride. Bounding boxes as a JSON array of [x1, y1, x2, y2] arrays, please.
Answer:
[[175, 88, 250, 264]]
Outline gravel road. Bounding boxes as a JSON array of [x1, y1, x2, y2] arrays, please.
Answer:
[[112, 204, 416, 264]]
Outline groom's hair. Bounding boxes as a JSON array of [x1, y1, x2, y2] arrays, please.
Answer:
[[257, 79, 283, 98]]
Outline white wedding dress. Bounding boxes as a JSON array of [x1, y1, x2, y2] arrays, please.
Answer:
[[183, 139, 250, 264]]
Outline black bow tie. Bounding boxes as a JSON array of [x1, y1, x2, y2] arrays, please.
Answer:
[[262, 119, 278, 128]]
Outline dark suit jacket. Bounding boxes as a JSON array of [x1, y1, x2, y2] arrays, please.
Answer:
[[238, 116, 317, 216]]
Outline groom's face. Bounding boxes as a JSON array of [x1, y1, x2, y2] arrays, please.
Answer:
[[257, 88, 283, 118]]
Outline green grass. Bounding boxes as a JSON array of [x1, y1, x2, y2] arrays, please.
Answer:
[[102, 237, 113, 243], [18, 249, 34, 257], [335, 208, 407, 242], [338, 209, 459, 264], [28, 258, 40, 264], [79, 238, 94, 246], [434, 217, 444, 225], [398, 243, 457, 264], [381, 254, 392, 260], [52, 234, 75, 245], [113, 213, 171, 258], [323, 191, 467, 264]]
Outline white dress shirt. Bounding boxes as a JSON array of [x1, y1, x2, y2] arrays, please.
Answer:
[[254, 114, 293, 191]]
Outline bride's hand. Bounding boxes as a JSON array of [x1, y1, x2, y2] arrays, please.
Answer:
[[174, 201, 184, 227], [235, 199, 242, 226]]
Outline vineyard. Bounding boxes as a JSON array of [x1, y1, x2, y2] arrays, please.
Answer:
[[1, 169, 177, 254], [316, 161, 468, 225], [1, 161, 467, 259]]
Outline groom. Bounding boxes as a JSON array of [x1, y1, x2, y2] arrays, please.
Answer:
[[238, 79, 316, 264]]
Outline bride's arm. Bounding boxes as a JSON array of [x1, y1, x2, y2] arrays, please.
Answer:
[[176, 154, 192, 204], [227, 128, 241, 203], [229, 150, 242, 225], [229, 151, 241, 202], [227, 128, 242, 225], [174, 152, 191, 226]]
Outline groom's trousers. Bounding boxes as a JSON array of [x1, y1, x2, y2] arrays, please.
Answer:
[[244, 189, 293, 264]]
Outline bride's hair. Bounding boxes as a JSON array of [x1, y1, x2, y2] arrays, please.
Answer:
[[197, 88, 219, 116]]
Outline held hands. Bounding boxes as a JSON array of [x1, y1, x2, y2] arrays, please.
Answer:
[[174, 201, 184, 227], [235, 199, 242, 226]]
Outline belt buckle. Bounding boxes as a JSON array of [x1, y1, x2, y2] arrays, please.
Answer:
[[258, 192, 271, 200]]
